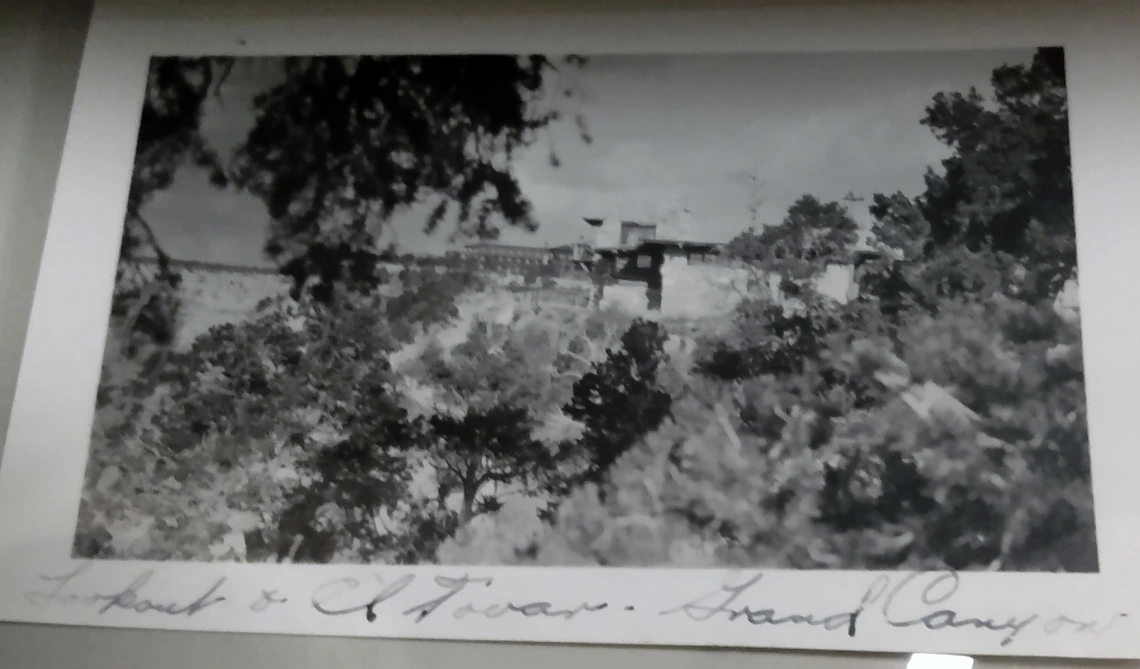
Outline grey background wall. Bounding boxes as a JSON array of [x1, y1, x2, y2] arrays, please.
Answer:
[[0, 0, 1128, 666]]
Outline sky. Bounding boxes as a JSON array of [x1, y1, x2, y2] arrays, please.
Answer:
[[138, 48, 1038, 267]]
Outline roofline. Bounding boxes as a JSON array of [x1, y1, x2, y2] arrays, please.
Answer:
[[595, 240, 724, 254]]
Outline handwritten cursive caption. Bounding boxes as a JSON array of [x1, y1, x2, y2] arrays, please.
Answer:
[[21, 564, 1127, 648]]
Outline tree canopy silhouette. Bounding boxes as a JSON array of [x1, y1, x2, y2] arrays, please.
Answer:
[[117, 54, 591, 331], [229, 55, 591, 303], [78, 48, 1096, 572], [724, 194, 860, 297], [867, 46, 1073, 305]]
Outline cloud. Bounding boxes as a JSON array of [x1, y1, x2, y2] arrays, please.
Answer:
[[590, 134, 754, 191], [576, 80, 954, 205], [746, 83, 955, 201]]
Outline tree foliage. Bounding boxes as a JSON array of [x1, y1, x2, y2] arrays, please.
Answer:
[[113, 57, 235, 357], [115, 53, 590, 337], [724, 194, 860, 296], [409, 318, 565, 525], [78, 47, 1096, 573], [236, 55, 588, 303], [866, 47, 1073, 305], [562, 319, 674, 489], [726, 194, 860, 268]]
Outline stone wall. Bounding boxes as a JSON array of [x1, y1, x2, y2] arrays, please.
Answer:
[[657, 256, 859, 320], [148, 255, 863, 351], [166, 266, 292, 348], [659, 256, 752, 319]]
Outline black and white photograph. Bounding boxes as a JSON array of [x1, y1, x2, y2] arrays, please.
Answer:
[[73, 46, 1094, 574]]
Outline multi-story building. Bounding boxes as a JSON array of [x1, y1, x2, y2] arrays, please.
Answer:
[[454, 242, 553, 271], [450, 241, 600, 277], [548, 242, 592, 262]]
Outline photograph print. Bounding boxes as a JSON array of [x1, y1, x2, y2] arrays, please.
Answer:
[[75, 47, 1094, 574]]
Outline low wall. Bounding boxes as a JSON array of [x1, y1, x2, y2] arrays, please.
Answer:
[[142, 257, 864, 354], [659, 257, 752, 319], [173, 268, 292, 347], [656, 257, 858, 320]]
